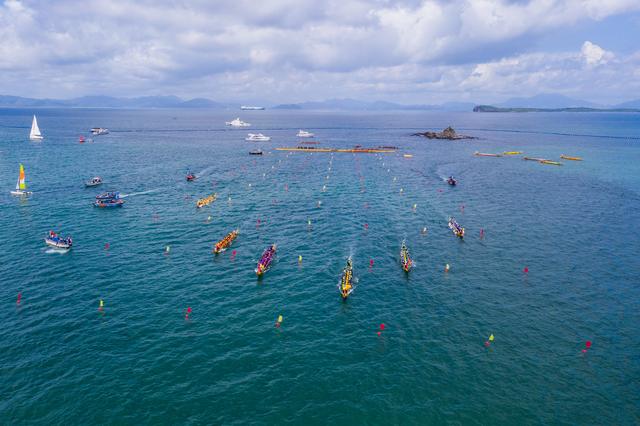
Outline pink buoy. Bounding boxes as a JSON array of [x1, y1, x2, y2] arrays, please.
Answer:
[[364, 223, 368, 230], [105, 242, 110, 250], [17, 292, 21, 305], [379, 323, 385, 331], [370, 259, 374, 267], [523, 266, 529, 273], [585, 341, 592, 348]]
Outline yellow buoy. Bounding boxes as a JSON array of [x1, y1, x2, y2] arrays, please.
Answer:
[[298, 255, 302, 263]]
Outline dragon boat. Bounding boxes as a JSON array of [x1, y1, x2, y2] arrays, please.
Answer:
[[255, 244, 277, 276], [400, 240, 412, 272], [448, 217, 465, 239], [196, 193, 217, 208], [338, 257, 355, 299], [213, 229, 239, 254]]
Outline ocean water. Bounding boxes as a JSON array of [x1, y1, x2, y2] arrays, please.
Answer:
[[0, 108, 639, 424]]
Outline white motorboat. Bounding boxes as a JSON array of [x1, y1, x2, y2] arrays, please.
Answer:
[[85, 176, 103, 187], [30, 115, 43, 141], [225, 117, 251, 127], [44, 231, 73, 250], [245, 133, 271, 141], [297, 130, 314, 138], [10, 164, 32, 196], [240, 106, 264, 110], [90, 127, 109, 135]]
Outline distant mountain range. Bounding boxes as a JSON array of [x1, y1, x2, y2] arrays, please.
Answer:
[[0, 95, 228, 109], [0, 93, 638, 111]]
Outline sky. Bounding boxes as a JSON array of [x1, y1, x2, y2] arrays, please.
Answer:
[[1, 0, 639, 105]]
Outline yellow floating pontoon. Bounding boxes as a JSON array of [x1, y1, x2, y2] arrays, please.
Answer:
[[503, 151, 523, 155], [560, 155, 583, 161]]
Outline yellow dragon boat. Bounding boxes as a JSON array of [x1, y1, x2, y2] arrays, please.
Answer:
[[503, 151, 523, 155], [213, 229, 239, 254], [560, 155, 583, 161], [196, 193, 217, 208]]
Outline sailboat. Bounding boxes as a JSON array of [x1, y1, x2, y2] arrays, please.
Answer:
[[30, 115, 43, 141], [10, 164, 32, 196]]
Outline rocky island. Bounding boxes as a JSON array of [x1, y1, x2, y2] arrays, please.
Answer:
[[412, 126, 475, 140]]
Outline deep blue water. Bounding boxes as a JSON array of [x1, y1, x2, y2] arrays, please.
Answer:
[[1, 108, 639, 424]]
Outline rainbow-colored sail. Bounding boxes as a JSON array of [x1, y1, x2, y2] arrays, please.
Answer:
[[18, 164, 26, 190]]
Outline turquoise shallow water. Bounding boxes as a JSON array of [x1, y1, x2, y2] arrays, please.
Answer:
[[1, 109, 639, 424]]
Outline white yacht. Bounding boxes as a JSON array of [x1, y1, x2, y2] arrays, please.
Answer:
[[297, 130, 314, 138], [29, 115, 43, 141], [91, 127, 109, 135], [245, 133, 271, 142], [240, 106, 265, 110], [225, 117, 251, 127]]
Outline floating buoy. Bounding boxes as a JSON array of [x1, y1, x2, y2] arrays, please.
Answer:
[[485, 333, 494, 347], [413, 203, 417, 211], [17, 292, 21, 305], [322, 185, 326, 192], [480, 228, 484, 238], [99, 299, 104, 310], [364, 223, 368, 230], [104, 242, 110, 250], [165, 245, 171, 254], [523, 266, 529, 273], [421, 227, 428, 235], [317, 201, 322, 207], [206, 215, 212, 222], [380, 323, 385, 331], [275, 315, 283, 327], [232, 250, 237, 256], [399, 188, 403, 193], [248, 183, 252, 188], [298, 255, 302, 263], [445, 263, 450, 272], [185, 306, 192, 319], [393, 177, 397, 182], [370, 259, 374, 267]]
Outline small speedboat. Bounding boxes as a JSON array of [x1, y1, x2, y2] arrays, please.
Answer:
[[85, 176, 103, 187], [186, 172, 196, 181], [447, 176, 457, 186], [245, 133, 271, 141], [90, 128, 109, 135], [338, 257, 355, 299], [256, 244, 277, 276], [94, 191, 124, 208], [249, 150, 263, 155], [297, 130, 314, 138], [448, 217, 465, 238], [45, 231, 73, 250], [226, 118, 251, 127]]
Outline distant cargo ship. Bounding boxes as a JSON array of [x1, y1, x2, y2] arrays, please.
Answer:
[[240, 106, 265, 110]]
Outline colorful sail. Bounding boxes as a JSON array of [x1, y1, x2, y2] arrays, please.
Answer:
[[18, 164, 26, 190]]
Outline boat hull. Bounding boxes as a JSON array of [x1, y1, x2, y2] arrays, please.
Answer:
[[45, 238, 72, 249], [94, 200, 124, 208], [10, 190, 32, 196]]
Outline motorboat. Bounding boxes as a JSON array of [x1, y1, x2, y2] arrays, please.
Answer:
[[30, 115, 43, 141], [94, 191, 124, 208], [240, 106, 264, 110], [90, 128, 109, 135], [448, 217, 465, 238], [245, 133, 271, 141], [10, 163, 32, 196], [249, 150, 263, 155], [44, 231, 73, 250], [297, 130, 314, 138], [255, 244, 277, 276], [447, 176, 457, 186], [225, 117, 251, 127], [338, 257, 355, 299], [85, 177, 103, 187], [186, 172, 196, 181], [474, 151, 502, 157]]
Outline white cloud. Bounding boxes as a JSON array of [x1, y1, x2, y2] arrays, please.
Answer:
[[0, 0, 639, 103]]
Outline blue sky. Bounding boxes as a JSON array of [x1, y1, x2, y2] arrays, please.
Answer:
[[1, 0, 639, 104]]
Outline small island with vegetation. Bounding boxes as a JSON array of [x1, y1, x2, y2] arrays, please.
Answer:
[[473, 105, 640, 113], [412, 126, 475, 140]]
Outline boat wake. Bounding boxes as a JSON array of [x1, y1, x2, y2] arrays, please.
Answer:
[[45, 248, 69, 255], [120, 189, 160, 198], [197, 166, 214, 177]]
